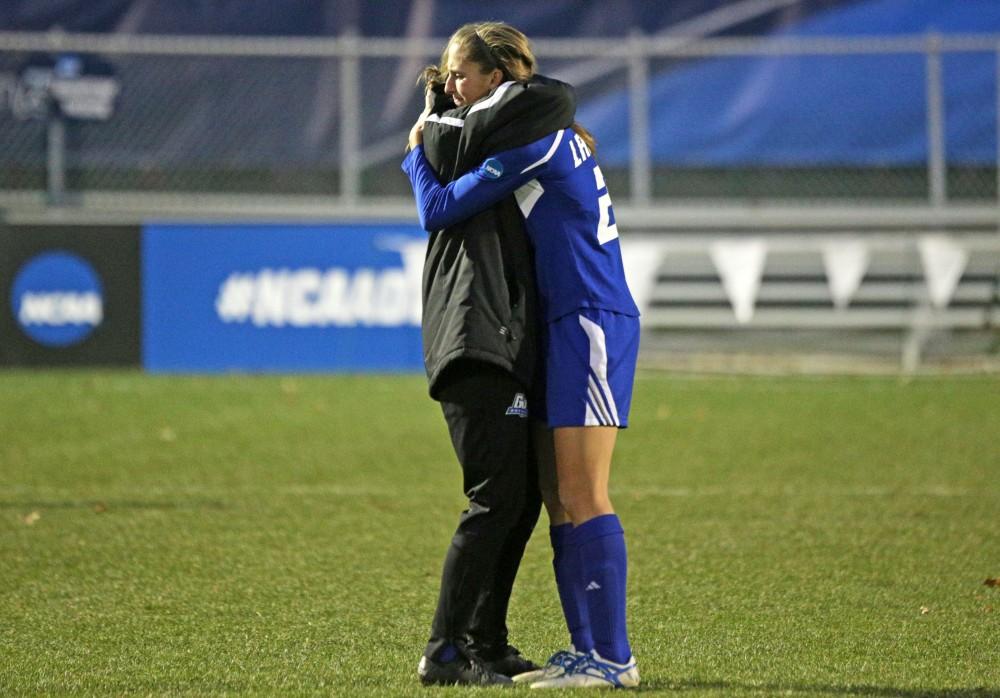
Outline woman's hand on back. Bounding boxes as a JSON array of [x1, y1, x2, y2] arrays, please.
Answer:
[[408, 86, 437, 150]]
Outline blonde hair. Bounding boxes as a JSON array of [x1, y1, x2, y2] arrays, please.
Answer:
[[420, 21, 596, 153], [421, 21, 535, 86]]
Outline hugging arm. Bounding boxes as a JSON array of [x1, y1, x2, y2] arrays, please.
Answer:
[[401, 134, 554, 232]]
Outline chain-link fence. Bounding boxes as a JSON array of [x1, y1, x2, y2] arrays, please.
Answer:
[[1, 31, 998, 214]]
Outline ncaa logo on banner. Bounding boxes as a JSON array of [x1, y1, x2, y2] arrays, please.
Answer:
[[10, 251, 104, 347]]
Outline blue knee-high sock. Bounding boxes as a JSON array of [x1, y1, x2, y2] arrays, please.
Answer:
[[571, 514, 632, 664], [550, 524, 594, 652]]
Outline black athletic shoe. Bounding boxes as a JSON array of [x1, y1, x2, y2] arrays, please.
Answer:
[[482, 645, 540, 678], [417, 655, 514, 686]]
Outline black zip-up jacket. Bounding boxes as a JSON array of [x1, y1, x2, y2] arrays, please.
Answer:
[[416, 76, 575, 399]]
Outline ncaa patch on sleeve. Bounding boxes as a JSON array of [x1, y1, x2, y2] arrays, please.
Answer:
[[481, 158, 504, 180]]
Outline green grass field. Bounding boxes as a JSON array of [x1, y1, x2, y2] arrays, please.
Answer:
[[1, 370, 998, 697]]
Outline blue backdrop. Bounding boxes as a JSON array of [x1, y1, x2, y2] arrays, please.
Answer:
[[581, 0, 1000, 166]]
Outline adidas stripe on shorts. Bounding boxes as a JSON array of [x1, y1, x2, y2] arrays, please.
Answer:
[[540, 308, 640, 428]]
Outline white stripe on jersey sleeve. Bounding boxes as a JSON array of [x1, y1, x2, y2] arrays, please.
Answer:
[[514, 180, 544, 218], [520, 129, 565, 175]]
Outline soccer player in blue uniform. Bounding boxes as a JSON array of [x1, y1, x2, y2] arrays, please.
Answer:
[[404, 38, 642, 686]]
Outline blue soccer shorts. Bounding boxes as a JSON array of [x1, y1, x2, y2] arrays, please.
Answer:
[[538, 308, 640, 428]]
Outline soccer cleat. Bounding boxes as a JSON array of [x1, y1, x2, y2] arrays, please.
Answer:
[[482, 645, 540, 678], [529, 649, 639, 689], [417, 654, 514, 686], [511, 646, 585, 684]]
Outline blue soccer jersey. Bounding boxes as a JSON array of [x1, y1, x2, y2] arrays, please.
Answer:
[[403, 128, 640, 323]]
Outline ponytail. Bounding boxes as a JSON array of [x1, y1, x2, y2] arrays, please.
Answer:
[[571, 122, 597, 155]]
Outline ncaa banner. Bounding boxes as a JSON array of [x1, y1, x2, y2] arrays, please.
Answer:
[[142, 223, 427, 373], [0, 225, 141, 366]]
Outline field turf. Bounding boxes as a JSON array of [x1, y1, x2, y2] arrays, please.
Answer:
[[1, 370, 998, 697]]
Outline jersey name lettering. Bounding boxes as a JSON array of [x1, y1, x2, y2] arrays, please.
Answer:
[[569, 132, 592, 168]]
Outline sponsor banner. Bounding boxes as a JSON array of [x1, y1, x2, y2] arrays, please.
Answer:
[[0, 225, 141, 366], [142, 223, 427, 372]]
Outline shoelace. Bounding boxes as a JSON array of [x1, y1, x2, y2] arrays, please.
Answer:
[[567, 653, 632, 687], [541, 649, 581, 677]]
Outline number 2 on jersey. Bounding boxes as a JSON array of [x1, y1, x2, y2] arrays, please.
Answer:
[[593, 164, 618, 244], [570, 132, 618, 245]]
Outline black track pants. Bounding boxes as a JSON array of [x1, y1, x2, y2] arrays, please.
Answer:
[[425, 361, 542, 662]]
